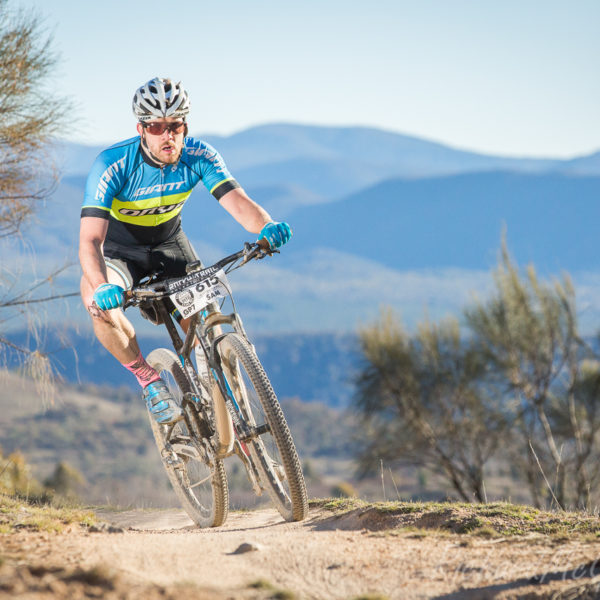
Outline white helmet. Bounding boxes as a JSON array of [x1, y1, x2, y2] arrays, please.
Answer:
[[132, 77, 190, 122]]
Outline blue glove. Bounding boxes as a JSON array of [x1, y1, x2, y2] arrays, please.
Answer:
[[259, 221, 292, 249], [93, 283, 125, 310]]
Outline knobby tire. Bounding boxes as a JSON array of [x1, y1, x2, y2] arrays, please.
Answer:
[[219, 333, 308, 522], [147, 348, 228, 528]]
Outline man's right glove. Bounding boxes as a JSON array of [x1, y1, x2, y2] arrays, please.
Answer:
[[259, 221, 292, 249], [93, 283, 125, 311]]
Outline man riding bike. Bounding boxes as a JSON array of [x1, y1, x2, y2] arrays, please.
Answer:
[[79, 77, 291, 425]]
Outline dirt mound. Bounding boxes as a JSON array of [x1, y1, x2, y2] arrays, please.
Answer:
[[0, 562, 233, 599], [308, 498, 600, 537], [309, 503, 500, 534]]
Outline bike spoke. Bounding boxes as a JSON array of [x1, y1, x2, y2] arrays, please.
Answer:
[[189, 473, 213, 489]]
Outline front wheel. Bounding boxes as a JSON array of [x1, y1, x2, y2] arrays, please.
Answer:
[[219, 334, 308, 522], [147, 348, 228, 527]]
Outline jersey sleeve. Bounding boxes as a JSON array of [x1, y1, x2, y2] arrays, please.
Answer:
[[81, 151, 127, 219], [184, 139, 240, 201]]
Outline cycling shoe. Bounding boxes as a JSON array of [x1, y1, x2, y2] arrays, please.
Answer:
[[143, 380, 183, 424]]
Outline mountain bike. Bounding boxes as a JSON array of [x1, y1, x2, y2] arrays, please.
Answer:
[[123, 241, 308, 528]]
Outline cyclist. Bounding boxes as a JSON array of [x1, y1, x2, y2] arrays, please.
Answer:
[[79, 77, 291, 425]]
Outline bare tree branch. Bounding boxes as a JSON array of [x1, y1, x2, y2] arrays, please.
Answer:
[[0, 0, 72, 238], [0, 1, 74, 391]]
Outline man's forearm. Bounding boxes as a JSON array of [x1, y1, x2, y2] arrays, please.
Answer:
[[220, 188, 272, 233], [239, 205, 271, 234], [79, 240, 109, 291]]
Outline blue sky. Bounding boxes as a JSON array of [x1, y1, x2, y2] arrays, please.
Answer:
[[15, 0, 600, 157]]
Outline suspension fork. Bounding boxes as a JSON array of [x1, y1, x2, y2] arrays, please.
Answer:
[[208, 339, 247, 432]]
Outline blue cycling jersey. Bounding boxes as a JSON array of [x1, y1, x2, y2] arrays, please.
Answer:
[[81, 136, 240, 246]]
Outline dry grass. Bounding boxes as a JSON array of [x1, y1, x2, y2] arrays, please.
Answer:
[[309, 498, 600, 539], [0, 493, 96, 533]]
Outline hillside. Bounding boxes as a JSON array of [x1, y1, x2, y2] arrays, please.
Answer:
[[4, 329, 359, 407], [286, 171, 600, 272], [561, 150, 600, 175], [0, 369, 360, 507]]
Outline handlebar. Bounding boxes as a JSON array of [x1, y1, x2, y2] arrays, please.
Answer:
[[123, 239, 274, 307]]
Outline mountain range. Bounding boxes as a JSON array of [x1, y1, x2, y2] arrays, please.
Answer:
[[56, 123, 600, 181]]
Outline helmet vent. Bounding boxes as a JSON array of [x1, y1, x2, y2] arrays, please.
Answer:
[[132, 77, 190, 122]]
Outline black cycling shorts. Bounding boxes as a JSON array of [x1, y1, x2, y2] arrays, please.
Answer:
[[104, 228, 201, 323], [103, 227, 200, 290]]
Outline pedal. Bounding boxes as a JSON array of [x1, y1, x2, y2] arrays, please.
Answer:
[[170, 443, 201, 459], [163, 438, 200, 462]]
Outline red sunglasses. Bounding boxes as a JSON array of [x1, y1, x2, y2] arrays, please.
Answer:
[[142, 121, 186, 135]]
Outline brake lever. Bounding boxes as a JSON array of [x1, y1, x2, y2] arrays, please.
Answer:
[[122, 289, 137, 310], [242, 244, 278, 264], [123, 280, 167, 307], [244, 238, 279, 261], [257, 248, 279, 259]]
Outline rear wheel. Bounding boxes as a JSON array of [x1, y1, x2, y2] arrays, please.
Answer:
[[147, 348, 228, 527], [219, 334, 308, 522]]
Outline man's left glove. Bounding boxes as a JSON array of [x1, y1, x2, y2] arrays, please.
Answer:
[[93, 283, 125, 311], [259, 221, 292, 249]]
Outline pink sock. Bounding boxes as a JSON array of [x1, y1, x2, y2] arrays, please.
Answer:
[[122, 351, 161, 388]]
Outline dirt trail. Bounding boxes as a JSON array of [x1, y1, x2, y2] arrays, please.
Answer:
[[3, 505, 600, 599]]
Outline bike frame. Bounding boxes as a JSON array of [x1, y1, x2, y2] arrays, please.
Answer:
[[125, 242, 273, 459], [157, 299, 255, 443]]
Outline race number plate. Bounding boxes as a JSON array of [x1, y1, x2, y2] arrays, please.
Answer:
[[169, 269, 230, 319]]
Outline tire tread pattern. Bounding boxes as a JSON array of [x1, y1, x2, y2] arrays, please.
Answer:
[[221, 334, 308, 521]]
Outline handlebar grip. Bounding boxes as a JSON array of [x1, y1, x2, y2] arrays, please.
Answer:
[[257, 237, 271, 250]]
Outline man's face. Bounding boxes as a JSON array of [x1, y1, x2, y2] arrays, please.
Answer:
[[136, 117, 186, 164]]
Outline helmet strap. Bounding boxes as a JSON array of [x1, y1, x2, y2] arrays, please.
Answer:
[[139, 131, 182, 167], [140, 134, 165, 167]]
